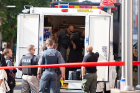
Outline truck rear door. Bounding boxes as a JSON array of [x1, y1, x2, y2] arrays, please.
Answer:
[[16, 14, 40, 78], [88, 16, 111, 82]]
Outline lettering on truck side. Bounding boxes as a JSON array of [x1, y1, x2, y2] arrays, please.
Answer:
[[77, 9, 93, 13]]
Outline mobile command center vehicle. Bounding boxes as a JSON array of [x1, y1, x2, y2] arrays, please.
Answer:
[[16, 2, 120, 92]]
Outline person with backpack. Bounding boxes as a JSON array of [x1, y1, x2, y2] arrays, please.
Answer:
[[0, 53, 10, 93], [3, 48, 17, 93]]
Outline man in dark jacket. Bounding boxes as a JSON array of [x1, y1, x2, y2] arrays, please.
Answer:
[[81, 46, 99, 93]]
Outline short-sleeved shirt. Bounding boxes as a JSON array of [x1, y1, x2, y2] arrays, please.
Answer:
[[56, 29, 70, 47], [5, 57, 14, 72], [5, 57, 13, 67], [70, 31, 84, 50], [38, 47, 65, 65], [56, 29, 66, 37], [82, 52, 99, 73], [0, 69, 10, 92]]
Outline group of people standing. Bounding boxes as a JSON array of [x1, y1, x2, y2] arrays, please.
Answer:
[[0, 25, 99, 93], [18, 39, 65, 93]]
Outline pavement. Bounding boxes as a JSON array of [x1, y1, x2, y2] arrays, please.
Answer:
[[14, 79, 83, 93], [14, 79, 106, 93]]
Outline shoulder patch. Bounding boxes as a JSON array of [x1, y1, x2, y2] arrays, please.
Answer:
[[47, 53, 55, 56]]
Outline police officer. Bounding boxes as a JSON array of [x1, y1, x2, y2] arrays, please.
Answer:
[[18, 45, 39, 93], [65, 30, 85, 80], [37, 38, 65, 93], [69, 30, 85, 62], [54, 25, 74, 62]]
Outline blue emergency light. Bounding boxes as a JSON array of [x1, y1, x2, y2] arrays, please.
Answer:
[[103, 8, 108, 10], [62, 5, 68, 8]]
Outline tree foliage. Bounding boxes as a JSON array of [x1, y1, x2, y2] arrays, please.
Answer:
[[0, 0, 76, 49], [0, 0, 52, 49]]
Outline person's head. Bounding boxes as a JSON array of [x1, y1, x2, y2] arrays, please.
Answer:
[[3, 48, 13, 58], [42, 44, 47, 51], [53, 43, 57, 50], [4, 44, 7, 49], [0, 53, 7, 67], [82, 30, 85, 37], [27, 45, 35, 54], [86, 45, 93, 53], [46, 38, 54, 48], [67, 25, 74, 34], [0, 53, 10, 74]]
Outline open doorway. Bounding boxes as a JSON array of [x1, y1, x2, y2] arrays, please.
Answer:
[[44, 15, 85, 80]]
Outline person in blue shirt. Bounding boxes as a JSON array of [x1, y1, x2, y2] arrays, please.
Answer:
[[38, 38, 65, 93]]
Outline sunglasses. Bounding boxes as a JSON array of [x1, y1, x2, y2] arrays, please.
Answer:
[[69, 29, 73, 33]]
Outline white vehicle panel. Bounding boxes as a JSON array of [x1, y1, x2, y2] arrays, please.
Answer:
[[89, 16, 110, 81], [16, 14, 39, 78]]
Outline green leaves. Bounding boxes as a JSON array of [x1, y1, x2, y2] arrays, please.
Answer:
[[0, 0, 53, 43], [0, 0, 76, 44]]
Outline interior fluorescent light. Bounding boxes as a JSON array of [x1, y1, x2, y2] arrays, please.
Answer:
[[7, 5, 16, 8]]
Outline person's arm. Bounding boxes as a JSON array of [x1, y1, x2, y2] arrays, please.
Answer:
[[6, 61, 14, 72], [54, 33, 58, 45], [71, 40, 76, 49], [92, 49, 98, 53], [81, 56, 88, 79], [71, 32, 78, 49], [60, 67, 65, 80], [37, 68, 42, 79], [18, 59, 22, 71], [81, 66, 85, 79], [0, 70, 4, 86], [57, 52, 65, 81], [94, 52, 99, 58], [0, 79, 3, 86], [37, 54, 44, 79]]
